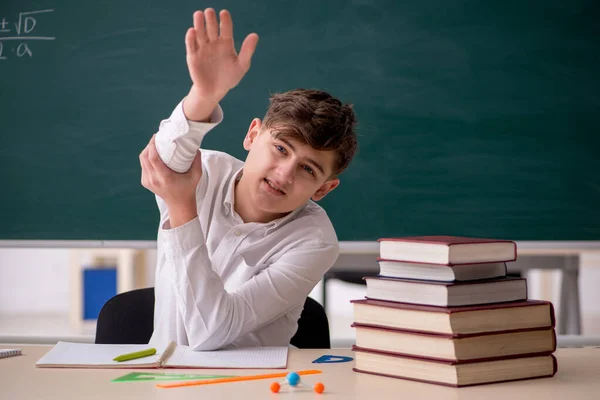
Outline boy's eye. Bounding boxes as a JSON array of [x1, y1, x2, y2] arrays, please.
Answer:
[[275, 145, 287, 154], [303, 165, 315, 176]]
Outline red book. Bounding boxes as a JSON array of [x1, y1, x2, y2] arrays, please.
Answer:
[[352, 346, 557, 387], [364, 276, 527, 307], [351, 323, 556, 362], [377, 258, 507, 281], [378, 236, 517, 265], [351, 299, 555, 335]]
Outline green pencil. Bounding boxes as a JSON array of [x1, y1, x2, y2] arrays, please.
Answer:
[[113, 348, 157, 362]]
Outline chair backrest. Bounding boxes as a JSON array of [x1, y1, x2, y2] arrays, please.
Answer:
[[95, 288, 330, 349], [95, 287, 155, 345], [289, 296, 330, 349]]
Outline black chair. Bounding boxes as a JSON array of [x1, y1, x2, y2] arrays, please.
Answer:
[[95, 288, 330, 349]]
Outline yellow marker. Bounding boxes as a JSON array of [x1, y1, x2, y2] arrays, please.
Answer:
[[113, 348, 157, 362]]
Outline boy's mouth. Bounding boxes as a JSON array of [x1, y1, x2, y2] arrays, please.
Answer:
[[264, 178, 286, 195]]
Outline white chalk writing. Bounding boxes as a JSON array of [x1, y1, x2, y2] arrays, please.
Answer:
[[0, 9, 55, 60]]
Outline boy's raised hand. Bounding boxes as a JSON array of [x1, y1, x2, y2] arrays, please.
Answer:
[[184, 9, 258, 119]]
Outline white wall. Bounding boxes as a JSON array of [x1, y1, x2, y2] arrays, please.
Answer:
[[1, 248, 599, 336], [0, 249, 70, 313]]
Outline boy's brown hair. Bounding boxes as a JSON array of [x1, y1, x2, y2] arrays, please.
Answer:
[[262, 89, 358, 177]]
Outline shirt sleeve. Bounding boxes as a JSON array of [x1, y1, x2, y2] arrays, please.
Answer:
[[155, 217, 339, 351], [154, 99, 224, 173]]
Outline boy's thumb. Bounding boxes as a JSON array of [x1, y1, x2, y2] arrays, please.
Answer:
[[192, 149, 202, 167], [190, 149, 203, 177]]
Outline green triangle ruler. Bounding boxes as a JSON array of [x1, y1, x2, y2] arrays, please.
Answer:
[[112, 372, 237, 382]]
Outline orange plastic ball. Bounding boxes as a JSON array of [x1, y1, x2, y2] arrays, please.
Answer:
[[314, 382, 325, 394], [270, 382, 281, 393]]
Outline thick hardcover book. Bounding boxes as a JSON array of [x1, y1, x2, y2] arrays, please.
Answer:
[[351, 298, 555, 335], [351, 323, 556, 361], [378, 236, 517, 265], [352, 346, 557, 388], [377, 258, 507, 281], [364, 276, 527, 307]]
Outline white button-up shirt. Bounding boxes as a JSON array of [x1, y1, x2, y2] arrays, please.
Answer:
[[149, 101, 339, 351]]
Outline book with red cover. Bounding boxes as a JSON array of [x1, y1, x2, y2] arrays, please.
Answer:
[[376, 258, 507, 281], [378, 236, 517, 265], [351, 299, 555, 335], [351, 323, 556, 361], [364, 275, 527, 307], [352, 346, 557, 387]]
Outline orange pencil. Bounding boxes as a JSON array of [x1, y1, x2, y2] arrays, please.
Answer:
[[156, 369, 322, 389]]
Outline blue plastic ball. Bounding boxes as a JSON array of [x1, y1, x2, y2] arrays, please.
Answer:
[[286, 372, 300, 386]]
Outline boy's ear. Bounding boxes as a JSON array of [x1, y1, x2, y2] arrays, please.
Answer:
[[311, 178, 340, 201], [243, 118, 263, 151]]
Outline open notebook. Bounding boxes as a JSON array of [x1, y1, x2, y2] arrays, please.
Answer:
[[0, 348, 22, 359], [36, 341, 288, 369]]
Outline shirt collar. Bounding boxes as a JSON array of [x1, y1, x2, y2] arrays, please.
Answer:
[[264, 204, 305, 233], [222, 166, 244, 218]]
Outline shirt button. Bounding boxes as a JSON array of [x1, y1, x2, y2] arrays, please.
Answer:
[[234, 229, 241, 236]]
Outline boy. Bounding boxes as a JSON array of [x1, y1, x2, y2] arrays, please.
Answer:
[[139, 8, 357, 350]]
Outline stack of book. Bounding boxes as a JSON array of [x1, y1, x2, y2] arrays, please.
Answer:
[[351, 236, 558, 387]]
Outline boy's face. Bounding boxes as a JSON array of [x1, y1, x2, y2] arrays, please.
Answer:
[[239, 118, 340, 222]]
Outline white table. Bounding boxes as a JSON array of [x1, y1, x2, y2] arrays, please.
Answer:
[[1, 346, 599, 400]]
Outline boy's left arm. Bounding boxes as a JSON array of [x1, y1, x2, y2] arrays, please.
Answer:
[[156, 217, 338, 351]]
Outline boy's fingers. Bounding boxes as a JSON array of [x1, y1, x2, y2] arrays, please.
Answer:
[[238, 33, 259, 72], [147, 138, 170, 175], [204, 8, 218, 41], [185, 28, 197, 54], [139, 145, 155, 179], [219, 10, 233, 39], [139, 144, 149, 167], [193, 10, 206, 43]]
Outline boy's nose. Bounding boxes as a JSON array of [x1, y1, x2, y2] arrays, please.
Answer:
[[276, 160, 296, 184]]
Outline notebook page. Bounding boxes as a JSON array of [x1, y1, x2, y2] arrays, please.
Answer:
[[36, 341, 165, 367], [167, 346, 289, 369]]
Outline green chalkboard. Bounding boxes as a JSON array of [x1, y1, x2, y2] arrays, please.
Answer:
[[2, 0, 599, 241]]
